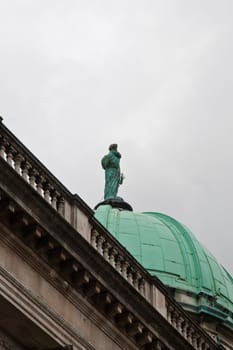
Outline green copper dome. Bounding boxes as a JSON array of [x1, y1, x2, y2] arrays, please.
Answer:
[[95, 205, 233, 327]]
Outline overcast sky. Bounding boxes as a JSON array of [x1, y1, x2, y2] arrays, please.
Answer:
[[1, 1, 233, 275]]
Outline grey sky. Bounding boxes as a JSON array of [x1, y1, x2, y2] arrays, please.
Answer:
[[1, 1, 233, 274]]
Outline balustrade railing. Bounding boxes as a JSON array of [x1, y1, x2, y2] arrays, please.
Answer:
[[166, 304, 213, 350], [90, 228, 147, 296], [0, 120, 88, 222]]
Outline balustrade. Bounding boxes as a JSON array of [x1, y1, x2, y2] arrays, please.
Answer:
[[166, 301, 213, 350], [0, 129, 66, 218], [90, 228, 147, 297]]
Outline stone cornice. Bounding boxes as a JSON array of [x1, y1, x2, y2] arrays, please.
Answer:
[[0, 263, 96, 350], [0, 222, 139, 350]]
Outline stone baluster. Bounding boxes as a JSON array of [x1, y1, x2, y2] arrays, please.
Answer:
[[192, 334, 198, 349], [184, 322, 190, 340], [195, 337, 201, 350], [14, 154, 24, 174], [109, 248, 118, 267], [198, 338, 205, 350], [51, 189, 59, 210], [36, 175, 45, 196], [171, 312, 175, 327], [154, 340, 163, 350], [167, 305, 173, 323], [103, 241, 111, 261], [91, 229, 99, 249], [133, 272, 141, 291], [184, 325, 190, 342], [139, 278, 145, 295], [187, 327, 194, 344], [172, 311, 179, 329], [116, 255, 123, 273], [44, 182, 51, 203], [57, 196, 65, 216], [122, 260, 129, 279], [128, 267, 134, 284], [29, 168, 38, 190], [192, 329, 197, 349], [97, 236, 105, 255], [0, 137, 6, 159], [21, 161, 31, 182], [202, 343, 210, 350], [190, 329, 196, 346], [6, 145, 15, 167], [177, 316, 184, 334]]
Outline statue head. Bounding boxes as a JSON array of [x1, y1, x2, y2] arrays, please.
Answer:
[[109, 143, 118, 151]]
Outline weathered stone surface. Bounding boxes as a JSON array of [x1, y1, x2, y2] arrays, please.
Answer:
[[0, 328, 25, 350]]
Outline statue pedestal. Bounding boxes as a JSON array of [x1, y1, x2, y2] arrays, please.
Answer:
[[94, 198, 133, 211]]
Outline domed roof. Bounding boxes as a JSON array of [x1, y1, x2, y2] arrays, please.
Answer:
[[95, 205, 233, 327]]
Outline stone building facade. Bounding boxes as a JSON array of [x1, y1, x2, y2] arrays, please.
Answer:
[[0, 119, 231, 350]]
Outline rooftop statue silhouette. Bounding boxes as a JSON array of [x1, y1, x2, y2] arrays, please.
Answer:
[[101, 144, 123, 200]]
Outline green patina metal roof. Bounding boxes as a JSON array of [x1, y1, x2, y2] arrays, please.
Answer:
[[95, 205, 233, 326]]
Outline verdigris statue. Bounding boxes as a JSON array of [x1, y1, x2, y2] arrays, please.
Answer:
[[101, 144, 124, 200]]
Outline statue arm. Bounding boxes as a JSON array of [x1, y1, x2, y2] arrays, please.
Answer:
[[101, 155, 109, 169]]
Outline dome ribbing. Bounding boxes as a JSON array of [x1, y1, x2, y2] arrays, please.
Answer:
[[95, 205, 233, 327]]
